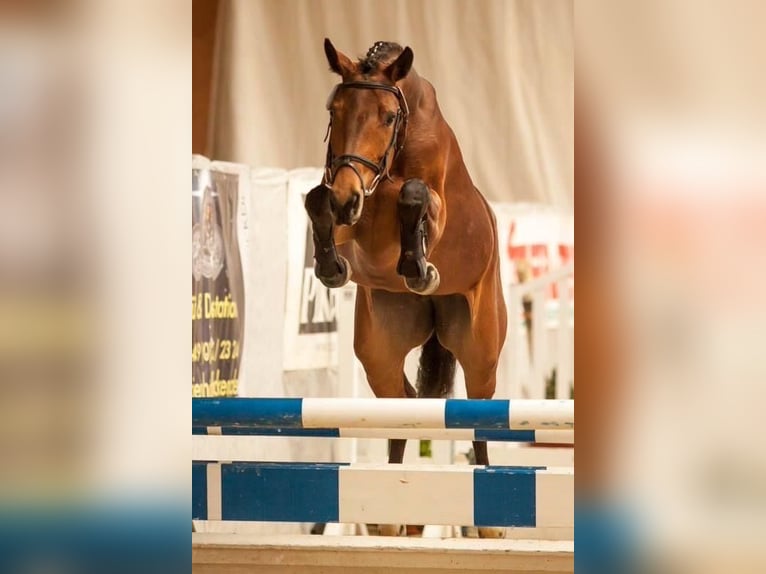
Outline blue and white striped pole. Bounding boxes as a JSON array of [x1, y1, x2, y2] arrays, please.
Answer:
[[192, 461, 574, 528], [192, 425, 574, 443], [193, 398, 574, 431]]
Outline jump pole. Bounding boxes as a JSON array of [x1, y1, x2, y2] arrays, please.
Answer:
[[193, 461, 573, 529], [193, 398, 574, 431]]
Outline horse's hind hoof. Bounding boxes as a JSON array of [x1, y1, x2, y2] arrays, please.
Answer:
[[315, 255, 352, 288], [404, 262, 440, 295], [378, 524, 404, 536], [477, 527, 506, 539]]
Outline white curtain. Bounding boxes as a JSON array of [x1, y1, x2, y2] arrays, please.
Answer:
[[211, 0, 573, 209]]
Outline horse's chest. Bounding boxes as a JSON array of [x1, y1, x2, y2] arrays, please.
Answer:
[[346, 238, 397, 268], [336, 233, 400, 287]]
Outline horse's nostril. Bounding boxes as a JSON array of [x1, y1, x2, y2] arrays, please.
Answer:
[[329, 191, 362, 224]]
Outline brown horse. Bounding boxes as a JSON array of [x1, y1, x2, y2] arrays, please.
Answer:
[[305, 40, 507, 532]]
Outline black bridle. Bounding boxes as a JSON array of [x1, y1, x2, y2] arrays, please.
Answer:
[[322, 81, 409, 197]]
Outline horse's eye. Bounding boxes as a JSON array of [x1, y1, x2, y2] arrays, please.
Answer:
[[384, 113, 396, 127]]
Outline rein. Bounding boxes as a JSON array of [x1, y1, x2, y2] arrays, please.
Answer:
[[322, 81, 409, 197]]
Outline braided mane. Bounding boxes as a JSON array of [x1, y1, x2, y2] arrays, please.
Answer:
[[359, 41, 403, 74]]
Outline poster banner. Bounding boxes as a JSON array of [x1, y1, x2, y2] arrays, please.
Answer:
[[283, 168, 338, 371], [211, 161, 251, 394], [192, 156, 246, 397]]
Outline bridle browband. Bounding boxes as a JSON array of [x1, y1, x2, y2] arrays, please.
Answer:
[[322, 81, 409, 197]]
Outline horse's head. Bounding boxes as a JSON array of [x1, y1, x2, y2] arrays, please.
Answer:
[[322, 38, 414, 225]]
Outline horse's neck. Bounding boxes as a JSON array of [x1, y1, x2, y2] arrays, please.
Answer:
[[401, 72, 442, 126], [395, 74, 451, 179], [401, 70, 427, 111]]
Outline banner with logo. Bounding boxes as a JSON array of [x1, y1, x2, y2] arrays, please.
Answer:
[[283, 168, 338, 371], [192, 156, 246, 397]]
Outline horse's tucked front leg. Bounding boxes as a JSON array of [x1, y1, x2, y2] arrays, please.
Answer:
[[396, 179, 440, 295], [305, 185, 351, 288]]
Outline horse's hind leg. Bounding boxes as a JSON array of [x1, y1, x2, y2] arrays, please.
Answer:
[[434, 286, 507, 539], [458, 340, 507, 539], [305, 184, 351, 288], [354, 287, 433, 447], [379, 372, 412, 538], [387, 375, 417, 465], [354, 287, 433, 536], [397, 179, 441, 295]]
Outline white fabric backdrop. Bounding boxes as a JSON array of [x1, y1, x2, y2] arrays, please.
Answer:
[[210, 0, 573, 208]]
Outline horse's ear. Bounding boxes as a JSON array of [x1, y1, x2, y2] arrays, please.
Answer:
[[384, 46, 414, 83], [324, 38, 354, 77]]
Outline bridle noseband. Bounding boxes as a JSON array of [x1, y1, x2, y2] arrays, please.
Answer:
[[323, 81, 409, 197]]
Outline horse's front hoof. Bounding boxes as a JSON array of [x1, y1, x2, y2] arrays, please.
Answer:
[[477, 527, 506, 539], [404, 262, 440, 295], [377, 524, 405, 537], [315, 255, 352, 288]]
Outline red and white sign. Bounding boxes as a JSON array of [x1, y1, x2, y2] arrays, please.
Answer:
[[493, 204, 574, 302]]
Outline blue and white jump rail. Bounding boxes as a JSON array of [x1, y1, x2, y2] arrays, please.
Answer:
[[192, 461, 573, 528], [192, 397, 574, 530], [193, 425, 574, 443], [193, 398, 574, 431]]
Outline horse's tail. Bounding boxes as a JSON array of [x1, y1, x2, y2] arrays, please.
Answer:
[[416, 333, 456, 398]]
